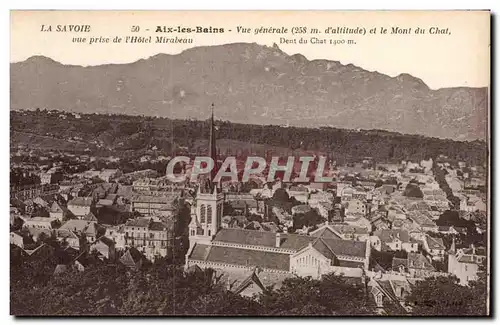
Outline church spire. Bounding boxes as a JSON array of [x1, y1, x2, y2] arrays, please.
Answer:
[[209, 103, 218, 186]]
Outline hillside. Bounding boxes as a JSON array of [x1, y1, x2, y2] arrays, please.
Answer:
[[10, 110, 488, 166], [10, 43, 488, 141]]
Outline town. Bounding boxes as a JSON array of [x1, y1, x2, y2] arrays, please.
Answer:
[[10, 108, 488, 316]]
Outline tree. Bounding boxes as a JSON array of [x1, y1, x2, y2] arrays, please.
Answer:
[[407, 276, 486, 316], [258, 273, 374, 315], [403, 183, 424, 198]]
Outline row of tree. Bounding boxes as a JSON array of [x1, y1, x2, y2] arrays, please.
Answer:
[[11, 110, 488, 165]]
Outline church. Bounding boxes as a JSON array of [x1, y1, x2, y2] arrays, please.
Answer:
[[185, 105, 371, 293]]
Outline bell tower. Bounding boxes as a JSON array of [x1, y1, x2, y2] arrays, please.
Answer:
[[188, 103, 224, 245]]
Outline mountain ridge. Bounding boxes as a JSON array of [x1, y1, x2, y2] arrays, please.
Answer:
[[10, 42, 488, 141]]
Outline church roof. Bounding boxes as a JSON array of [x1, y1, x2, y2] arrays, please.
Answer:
[[310, 238, 337, 261], [309, 225, 342, 239], [189, 243, 290, 271], [212, 228, 367, 257]]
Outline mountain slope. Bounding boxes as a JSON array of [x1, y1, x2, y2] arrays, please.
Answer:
[[10, 43, 488, 141]]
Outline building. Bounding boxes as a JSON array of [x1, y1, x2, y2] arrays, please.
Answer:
[[123, 217, 175, 261], [460, 196, 487, 213], [392, 252, 436, 278], [40, 168, 64, 185], [368, 277, 413, 314], [188, 184, 224, 244], [120, 247, 147, 270], [97, 169, 122, 182], [130, 194, 181, 217], [59, 219, 103, 243], [23, 216, 59, 230], [54, 229, 81, 250], [309, 222, 370, 242], [186, 106, 369, 284], [345, 199, 367, 216], [448, 240, 486, 285], [287, 186, 310, 203], [10, 230, 34, 249], [104, 225, 126, 250], [291, 204, 312, 216], [67, 197, 95, 218], [91, 236, 116, 260], [406, 211, 438, 232], [49, 201, 67, 221], [186, 228, 370, 280], [422, 235, 446, 261], [371, 229, 419, 253]]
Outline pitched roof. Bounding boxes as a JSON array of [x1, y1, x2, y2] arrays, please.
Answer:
[[130, 194, 177, 205], [406, 201, 430, 211], [150, 221, 171, 231], [95, 236, 114, 247], [462, 247, 486, 257], [97, 199, 114, 206], [291, 205, 312, 214], [309, 225, 342, 239], [229, 199, 259, 209], [212, 228, 367, 258], [68, 197, 93, 207], [408, 253, 434, 271], [407, 211, 436, 227], [374, 229, 411, 244], [232, 269, 266, 295], [53, 264, 68, 276], [376, 280, 399, 302], [392, 257, 408, 271], [331, 224, 370, 235], [84, 211, 98, 221], [60, 219, 91, 232], [125, 217, 151, 228], [55, 229, 79, 240], [425, 235, 445, 250], [189, 243, 290, 271], [319, 237, 367, 258], [85, 222, 99, 236], [120, 247, 145, 268], [50, 201, 64, 213], [310, 238, 336, 260], [289, 186, 308, 193]]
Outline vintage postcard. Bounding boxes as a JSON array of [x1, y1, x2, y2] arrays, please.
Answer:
[[10, 10, 490, 316]]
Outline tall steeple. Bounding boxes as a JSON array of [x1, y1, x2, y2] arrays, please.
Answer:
[[209, 103, 218, 185]]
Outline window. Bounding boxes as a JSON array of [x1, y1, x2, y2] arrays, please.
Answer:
[[200, 205, 206, 223], [207, 206, 212, 225], [208, 229, 211, 237]]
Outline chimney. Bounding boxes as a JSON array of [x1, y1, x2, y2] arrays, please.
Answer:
[[275, 232, 281, 248], [471, 243, 476, 255]]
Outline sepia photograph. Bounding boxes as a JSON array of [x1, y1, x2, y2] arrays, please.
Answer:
[[9, 10, 490, 316]]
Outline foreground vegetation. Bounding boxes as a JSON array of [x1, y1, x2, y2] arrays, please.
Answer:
[[11, 245, 487, 316]]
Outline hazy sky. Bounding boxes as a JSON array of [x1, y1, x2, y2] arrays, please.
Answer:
[[10, 10, 490, 89]]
